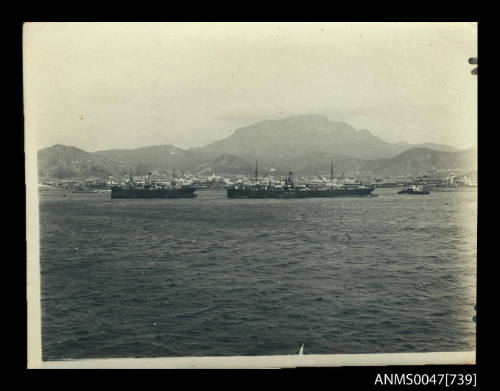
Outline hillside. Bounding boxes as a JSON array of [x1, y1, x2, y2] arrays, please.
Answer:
[[38, 145, 116, 179], [360, 147, 477, 177], [38, 143, 476, 180], [260, 147, 477, 177], [38, 144, 253, 179], [198, 114, 458, 164]]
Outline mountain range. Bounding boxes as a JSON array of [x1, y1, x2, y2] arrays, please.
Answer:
[[37, 114, 476, 179]]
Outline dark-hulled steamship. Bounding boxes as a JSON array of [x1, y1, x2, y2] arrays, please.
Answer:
[[111, 172, 197, 199], [227, 161, 375, 199]]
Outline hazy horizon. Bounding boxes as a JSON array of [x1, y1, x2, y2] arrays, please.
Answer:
[[24, 22, 477, 153]]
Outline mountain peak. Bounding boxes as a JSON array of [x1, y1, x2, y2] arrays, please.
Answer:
[[284, 113, 329, 125], [254, 113, 329, 127], [203, 114, 393, 160]]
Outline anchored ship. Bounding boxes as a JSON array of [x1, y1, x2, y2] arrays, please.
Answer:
[[72, 183, 98, 193], [111, 171, 197, 199], [227, 162, 375, 199]]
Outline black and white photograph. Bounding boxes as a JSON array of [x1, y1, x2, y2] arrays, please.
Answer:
[[25, 22, 477, 369]]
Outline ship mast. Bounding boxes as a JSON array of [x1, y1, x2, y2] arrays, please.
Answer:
[[255, 161, 258, 182], [330, 159, 334, 182], [407, 157, 410, 180]]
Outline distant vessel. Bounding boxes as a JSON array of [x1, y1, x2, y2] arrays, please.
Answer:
[[72, 183, 98, 193], [398, 185, 430, 195], [227, 162, 375, 199], [111, 172, 197, 199]]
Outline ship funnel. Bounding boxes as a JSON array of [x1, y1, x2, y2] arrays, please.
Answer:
[[145, 172, 152, 188]]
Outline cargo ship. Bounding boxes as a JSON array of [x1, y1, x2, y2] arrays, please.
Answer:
[[111, 172, 197, 199], [227, 162, 375, 199]]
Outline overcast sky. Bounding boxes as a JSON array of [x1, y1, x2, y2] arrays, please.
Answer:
[[24, 22, 477, 152]]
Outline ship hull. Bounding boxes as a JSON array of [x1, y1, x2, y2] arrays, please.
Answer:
[[227, 186, 374, 199], [111, 186, 197, 199]]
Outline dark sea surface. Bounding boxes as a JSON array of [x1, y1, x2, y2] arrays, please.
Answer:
[[39, 188, 477, 359]]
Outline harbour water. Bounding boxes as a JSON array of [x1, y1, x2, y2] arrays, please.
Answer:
[[39, 188, 477, 359]]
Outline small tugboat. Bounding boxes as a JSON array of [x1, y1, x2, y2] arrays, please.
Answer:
[[398, 185, 430, 195]]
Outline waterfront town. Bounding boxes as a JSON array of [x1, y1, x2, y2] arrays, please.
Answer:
[[38, 168, 478, 192]]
